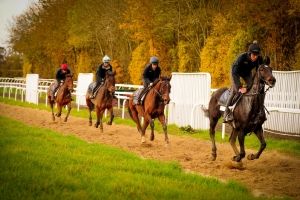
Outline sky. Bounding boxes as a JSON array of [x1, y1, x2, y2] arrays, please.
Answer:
[[0, 0, 36, 48]]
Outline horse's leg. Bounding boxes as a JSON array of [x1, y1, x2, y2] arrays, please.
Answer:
[[56, 104, 62, 124], [229, 129, 240, 156], [149, 119, 155, 141], [129, 105, 143, 133], [247, 125, 266, 160], [94, 107, 100, 128], [86, 99, 93, 126], [209, 117, 219, 161], [98, 109, 105, 133], [50, 102, 55, 121], [64, 103, 72, 122], [231, 130, 246, 162], [106, 107, 114, 125], [141, 118, 150, 143], [157, 114, 169, 147]]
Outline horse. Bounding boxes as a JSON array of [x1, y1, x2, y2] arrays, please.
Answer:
[[47, 74, 74, 122], [202, 57, 276, 164], [128, 75, 172, 146], [86, 71, 116, 133]]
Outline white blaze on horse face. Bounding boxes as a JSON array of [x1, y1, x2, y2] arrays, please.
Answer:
[[265, 65, 268, 68]]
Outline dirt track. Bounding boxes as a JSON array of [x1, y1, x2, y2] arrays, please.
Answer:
[[0, 102, 299, 199]]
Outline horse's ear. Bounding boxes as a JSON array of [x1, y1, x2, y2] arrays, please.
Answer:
[[169, 74, 172, 81], [159, 75, 163, 81], [263, 56, 270, 65], [113, 71, 116, 76]]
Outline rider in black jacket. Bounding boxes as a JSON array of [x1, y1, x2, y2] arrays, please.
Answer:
[[136, 56, 161, 105], [90, 55, 113, 99], [223, 41, 263, 123]]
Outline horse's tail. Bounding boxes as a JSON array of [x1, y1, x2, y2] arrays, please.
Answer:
[[201, 105, 210, 118]]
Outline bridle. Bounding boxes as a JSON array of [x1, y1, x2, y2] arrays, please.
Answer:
[[244, 65, 272, 96], [153, 79, 171, 104]]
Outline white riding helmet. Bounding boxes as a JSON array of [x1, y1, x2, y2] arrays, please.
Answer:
[[102, 55, 110, 63]]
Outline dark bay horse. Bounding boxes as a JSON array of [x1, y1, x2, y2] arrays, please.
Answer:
[[47, 74, 74, 122], [128, 75, 172, 146], [86, 71, 116, 133], [202, 57, 276, 163]]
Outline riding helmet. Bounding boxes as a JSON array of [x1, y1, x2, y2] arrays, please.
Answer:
[[61, 64, 68, 70], [102, 55, 110, 63], [248, 40, 260, 55], [150, 56, 159, 64]]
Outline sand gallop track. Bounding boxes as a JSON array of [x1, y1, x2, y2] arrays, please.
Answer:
[[0, 102, 299, 199]]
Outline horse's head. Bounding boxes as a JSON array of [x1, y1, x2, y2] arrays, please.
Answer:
[[104, 70, 116, 93], [257, 57, 276, 88], [64, 74, 74, 92], [157, 74, 172, 104]]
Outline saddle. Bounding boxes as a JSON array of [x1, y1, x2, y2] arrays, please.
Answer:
[[132, 86, 151, 105], [88, 82, 102, 97], [218, 89, 243, 119]]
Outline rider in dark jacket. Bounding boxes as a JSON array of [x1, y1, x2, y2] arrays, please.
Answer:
[[223, 41, 263, 123], [50, 64, 71, 102], [90, 55, 113, 99], [136, 56, 161, 104]]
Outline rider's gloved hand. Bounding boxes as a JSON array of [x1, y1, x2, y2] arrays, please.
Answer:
[[239, 87, 247, 94]]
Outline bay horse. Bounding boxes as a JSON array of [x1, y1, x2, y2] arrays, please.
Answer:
[[202, 57, 276, 163], [47, 74, 74, 122], [86, 71, 116, 133], [128, 75, 172, 146]]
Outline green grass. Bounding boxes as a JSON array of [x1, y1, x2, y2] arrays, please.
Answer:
[[0, 116, 287, 200], [0, 94, 300, 159]]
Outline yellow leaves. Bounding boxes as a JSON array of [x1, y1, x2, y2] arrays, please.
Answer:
[[128, 42, 149, 85]]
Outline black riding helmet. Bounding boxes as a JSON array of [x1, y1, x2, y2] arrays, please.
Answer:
[[248, 41, 260, 55]]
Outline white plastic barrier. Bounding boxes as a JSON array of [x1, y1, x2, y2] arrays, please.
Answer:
[[168, 73, 211, 130], [25, 74, 39, 104], [264, 71, 300, 134], [72, 73, 94, 111]]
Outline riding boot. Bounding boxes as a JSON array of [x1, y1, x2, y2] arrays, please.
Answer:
[[223, 92, 235, 123], [90, 86, 97, 99]]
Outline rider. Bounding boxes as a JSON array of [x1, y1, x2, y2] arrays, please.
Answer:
[[50, 63, 71, 102], [90, 55, 113, 99], [136, 56, 161, 105], [223, 41, 264, 123]]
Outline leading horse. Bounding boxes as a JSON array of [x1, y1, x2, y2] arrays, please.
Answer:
[[47, 74, 74, 122], [128, 75, 172, 146], [202, 57, 276, 163], [86, 71, 116, 133]]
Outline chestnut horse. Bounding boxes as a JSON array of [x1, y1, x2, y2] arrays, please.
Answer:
[[128, 75, 172, 146], [202, 57, 276, 163], [86, 71, 116, 133], [47, 74, 74, 122]]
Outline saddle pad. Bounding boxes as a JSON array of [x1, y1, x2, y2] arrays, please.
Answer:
[[218, 89, 230, 105]]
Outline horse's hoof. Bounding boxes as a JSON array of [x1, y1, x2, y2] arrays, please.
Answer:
[[209, 155, 216, 161], [247, 154, 255, 160], [107, 122, 112, 125], [64, 119, 67, 122], [94, 124, 99, 128], [100, 129, 103, 133], [141, 136, 146, 143], [165, 143, 170, 148], [231, 156, 241, 162]]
